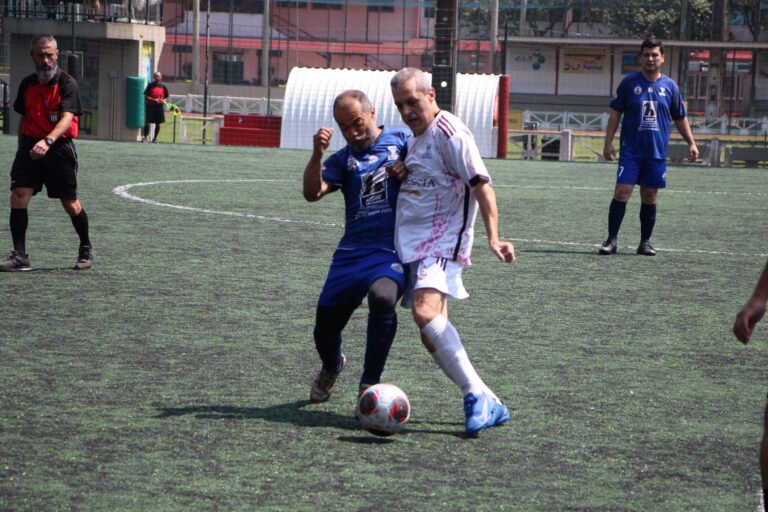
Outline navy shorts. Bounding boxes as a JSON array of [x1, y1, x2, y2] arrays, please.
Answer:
[[318, 248, 406, 308], [11, 136, 79, 199], [616, 156, 667, 189]]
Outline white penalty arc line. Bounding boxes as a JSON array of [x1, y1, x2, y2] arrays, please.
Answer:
[[113, 179, 767, 258], [112, 179, 343, 228]]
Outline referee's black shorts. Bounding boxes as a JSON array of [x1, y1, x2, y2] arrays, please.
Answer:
[[11, 135, 79, 199]]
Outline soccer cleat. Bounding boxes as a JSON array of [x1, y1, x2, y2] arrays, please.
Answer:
[[464, 393, 510, 435], [310, 354, 347, 403], [0, 250, 31, 272], [74, 244, 94, 270], [598, 239, 617, 255], [636, 241, 657, 256], [357, 383, 372, 401], [355, 383, 372, 421]]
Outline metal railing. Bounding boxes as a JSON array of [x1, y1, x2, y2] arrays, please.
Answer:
[[507, 128, 767, 167], [523, 109, 768, 137], [2, 0, 164, 24], [168, 94, 283, 116]]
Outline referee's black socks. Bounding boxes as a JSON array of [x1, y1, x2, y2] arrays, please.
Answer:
[[70, 208, 91, 247], [10, 208, 28, 255]]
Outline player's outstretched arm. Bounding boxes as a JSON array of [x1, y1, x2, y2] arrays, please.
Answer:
[[303, 127, 334, 202], [475, 181, 515, 264], [734, 259, 768, 344]]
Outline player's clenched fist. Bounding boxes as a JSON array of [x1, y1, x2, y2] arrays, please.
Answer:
[[385, 160, 408, 181], [313, 127, 334, 153]]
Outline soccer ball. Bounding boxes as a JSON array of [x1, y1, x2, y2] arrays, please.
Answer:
[[357, 383, 410, 436]]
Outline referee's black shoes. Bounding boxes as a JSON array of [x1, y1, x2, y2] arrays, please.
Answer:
[[74, 244, 94, 270], [0, 250, 31, 271]]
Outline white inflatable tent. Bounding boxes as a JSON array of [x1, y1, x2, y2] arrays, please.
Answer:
[[280, 68, 500, 158]]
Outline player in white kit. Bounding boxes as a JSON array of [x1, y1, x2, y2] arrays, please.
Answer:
[[388, 67, 516, 435]]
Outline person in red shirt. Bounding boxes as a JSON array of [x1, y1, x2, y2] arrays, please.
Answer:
[[1, 34, 93, 271], [142, 72, 169, 143]]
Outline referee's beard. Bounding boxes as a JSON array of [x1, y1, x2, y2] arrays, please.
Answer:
[[36, 63, 58, 84]]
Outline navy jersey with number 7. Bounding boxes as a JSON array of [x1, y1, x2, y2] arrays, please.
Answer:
[[609, 71, 686, 160]]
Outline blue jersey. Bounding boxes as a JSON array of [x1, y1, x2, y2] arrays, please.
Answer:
[[322, 126, 409, 251], [609, 72, 686, 160]]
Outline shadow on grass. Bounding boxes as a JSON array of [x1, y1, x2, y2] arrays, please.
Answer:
[[154, 400, 356, 429], [520, 248, 640, 256], [4, 266, 81, 273], [519, 248, 596, 255], [154, 401, 466, 439]]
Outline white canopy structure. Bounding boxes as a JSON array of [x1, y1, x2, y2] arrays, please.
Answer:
[[280, 67, 501, 158]]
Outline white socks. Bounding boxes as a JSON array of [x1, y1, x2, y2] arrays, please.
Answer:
[[421, 315, 495, 398]]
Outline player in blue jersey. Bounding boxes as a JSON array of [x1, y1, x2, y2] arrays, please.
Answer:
[[303, 89, 409, 403], [599, 39, 699, 256]]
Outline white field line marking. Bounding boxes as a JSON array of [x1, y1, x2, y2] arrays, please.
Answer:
[[113, 179, 767, 257], [494, 184, 768, 197], [112, 179, 342, 228], [509, 237, 767, 257], [758, 489, 764, 512]]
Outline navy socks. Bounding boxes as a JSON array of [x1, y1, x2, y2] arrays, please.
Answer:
[[639, 203, 657, 242], [361, 312, 397, 385], [607, 199, 627, 241]]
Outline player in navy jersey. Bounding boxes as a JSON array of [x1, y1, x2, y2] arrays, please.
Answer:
[[303, 90, 409, 403], [599, 39, 699, 256], [1, 34, 93, 272]]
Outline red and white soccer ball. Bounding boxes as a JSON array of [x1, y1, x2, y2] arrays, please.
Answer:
[[357, 383, 410, 436]]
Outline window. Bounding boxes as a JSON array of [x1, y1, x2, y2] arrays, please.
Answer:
[[213, 52, 244, 84], [312, 0, 342, 9], [277, 0, 308, 8], [367, 0, 394, 12]]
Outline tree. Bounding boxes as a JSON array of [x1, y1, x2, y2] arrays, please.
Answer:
[[459, 0, 714, 41], [730, 0, 768, 40]]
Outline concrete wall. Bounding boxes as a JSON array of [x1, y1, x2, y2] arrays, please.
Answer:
[[4, 18, 165, 141]]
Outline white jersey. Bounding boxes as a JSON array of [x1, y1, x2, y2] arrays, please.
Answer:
[[395, 110, 491, 266]]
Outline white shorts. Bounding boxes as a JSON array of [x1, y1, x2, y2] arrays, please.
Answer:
[[401, 257, 469, 308]]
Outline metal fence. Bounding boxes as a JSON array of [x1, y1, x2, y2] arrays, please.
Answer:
[[168, 94, 283, 116], [523, 110, 768, 138], [1, 0, 163, 24]]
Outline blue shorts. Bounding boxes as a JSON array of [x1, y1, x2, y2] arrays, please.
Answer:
[[318, 248, 406, 308], [616, 156, 667, 189]]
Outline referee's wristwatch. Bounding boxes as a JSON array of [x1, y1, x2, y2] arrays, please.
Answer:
[[44, 137, 54, 146]]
